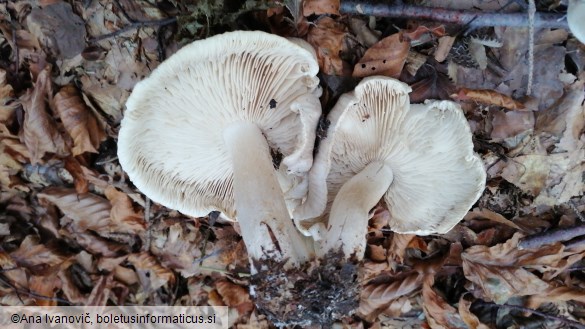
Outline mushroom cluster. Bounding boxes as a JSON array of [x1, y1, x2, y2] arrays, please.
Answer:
[[118, 31, 486, 326]]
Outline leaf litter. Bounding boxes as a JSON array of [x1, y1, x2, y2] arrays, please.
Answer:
[[0, 0, 584, 327]]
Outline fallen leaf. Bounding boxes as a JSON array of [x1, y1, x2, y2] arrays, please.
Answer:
[[63, 156, 88, 194], [353, 33, 410, 78], [20, 66, 69, 163], [490, 110, 535, 140], [127, 252, 176, 296], [435, 36, 456, 62], [463, 208, 521, 230], [358, 272, 423, 321], [422, 274, 467, 329], [53, 85, 106, 156], [306, 16, 348, 75], [452, 88, 525, 110], [387, 233, 415, 263], [302, 0, 339, 16], [38, 187, 111, 232], [104, 186, 146, 233], [458, 296, 490, 329], [216, 280, 254, 315]]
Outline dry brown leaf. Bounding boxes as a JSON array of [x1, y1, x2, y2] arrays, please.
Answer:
[[458, 296, 490, 329], [150, 220, 209, 277], [87, 274, 113, 305], [0, 250, 28, 290], [10, 235, 67, 270], [387, 233, 415, 264], [409, 71, 455, 103], [490, 110, 535, 140], [462, 233, 585, 303], [20, 66, 69, 163], [306, 17, 347, 75], [452, 88, 525, 110], [38, 187, 111, 232], [29, 272, 60, 306], [0, 69, 17, 121], [435, 36, 456, 62], [216, 280, 254, 315], [63, 156, 88, 194], [357, 272, 423, 322], [53, 85, 106, 156], [353, 33, 410, 78], [527, 286, 585, 309], [302, 0, 340, 16], [127, 252, 176, 292], [104, 186, 146, 233], [422, 275, 467, 329], [463, 208, 521, 230], [535, 77, 585, 152]]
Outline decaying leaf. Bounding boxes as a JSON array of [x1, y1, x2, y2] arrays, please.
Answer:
[[306, 17, 348, 75], [20, 66, 69, 163], [353, 33, 410, 78], [358, 272, 423, 321], [451, 88, 525, 110], [462, 233, 585, 304], [127, 252, 176, 296], [53, 85, 106, 156], [490, 110, 535, 140], [458, 296, 490, 329], [216, 280, 254, 315], [302, 0, 339, 16], [422, 275, 467, 329]]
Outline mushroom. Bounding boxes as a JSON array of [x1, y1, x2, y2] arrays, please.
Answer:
[[117, 31, 322, 270], [297, 76, 486, 260], [568, 0, 585, 44]]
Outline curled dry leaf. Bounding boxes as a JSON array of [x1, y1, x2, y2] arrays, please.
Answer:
[[38, 187, 111, 232], [387, 233, 416, 264], [461, 233, 585, 304], [302, 0, 340, 16], [104, 186, 146, 233], [216, 280, 254, 315], [306, 17, 348, 75], [53, 85, 106, 156], [127, 252, 176, 292], [458, 296, 490, 329], [29, 272, 60, 306], [10, 235, 68, 270], [63, 156, 88, 194], [451, 88, 525, 110], [422, 275, 467, 329], [20, 66, 69, 163], [357, 272, 423, 322], [353, 33, 410, 78]]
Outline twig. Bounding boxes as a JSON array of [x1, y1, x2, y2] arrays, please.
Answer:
[[339, 2, 568, 30], [476, 300, 585, 329], [143, 196, 151, 252], [527, 0, 535, 95], [519, 224, 585, 249], [89, 17, 177, 43]]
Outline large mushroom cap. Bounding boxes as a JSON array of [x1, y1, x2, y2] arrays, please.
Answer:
[[118, 31, 321, 218], [301, 76, 486, 235]]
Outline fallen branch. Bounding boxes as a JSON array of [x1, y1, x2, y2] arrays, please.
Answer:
[[339, 2, 568, 30], [89, 17, 177, 43], [519, 224, 585, 249]]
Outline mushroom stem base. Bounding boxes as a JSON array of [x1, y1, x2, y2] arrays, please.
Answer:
[[223, 122, 310, 270], [321, 161, 393, 260]]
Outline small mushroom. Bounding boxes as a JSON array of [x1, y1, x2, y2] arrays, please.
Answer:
[[118, 31, 322, 269], [568, 0, 585, 44], [298, 76, 486, 260]]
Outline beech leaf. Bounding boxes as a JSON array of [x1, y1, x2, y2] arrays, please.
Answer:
[[353, 33, 410, 78], [53, 85, 106, 156]]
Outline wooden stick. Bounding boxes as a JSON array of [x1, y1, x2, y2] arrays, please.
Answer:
[[339, 2, 568, 30]]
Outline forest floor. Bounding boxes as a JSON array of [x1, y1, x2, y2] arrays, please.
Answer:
[[1, 0, 584, 328]]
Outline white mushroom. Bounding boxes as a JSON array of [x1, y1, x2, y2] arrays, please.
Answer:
[[299, 76, 486, 260], [117, 31, 322, 269], [568, 0, 585, 44]]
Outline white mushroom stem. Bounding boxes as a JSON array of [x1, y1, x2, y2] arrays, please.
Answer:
[[320, 161, 394, 260], [223, 122, 311, 270]]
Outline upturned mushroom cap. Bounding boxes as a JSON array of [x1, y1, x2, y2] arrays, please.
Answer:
[[299, 76, 486, 236], [118, 31, 321, 219]]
